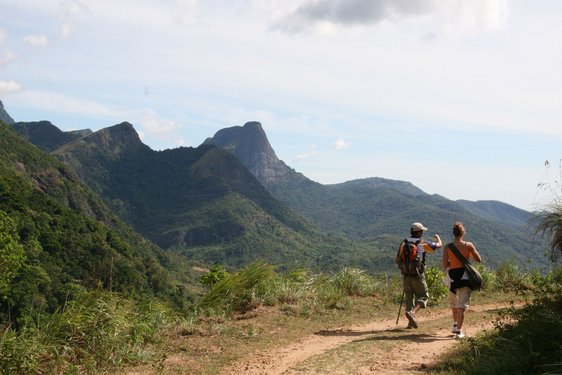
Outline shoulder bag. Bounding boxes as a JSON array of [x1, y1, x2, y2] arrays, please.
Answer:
[[447, 242, 483, 291]]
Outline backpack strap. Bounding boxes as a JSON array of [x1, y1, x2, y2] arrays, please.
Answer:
[[397, 239, 408, 257]]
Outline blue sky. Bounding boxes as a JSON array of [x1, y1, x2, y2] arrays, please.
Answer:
[[1, 0, 562, 211]]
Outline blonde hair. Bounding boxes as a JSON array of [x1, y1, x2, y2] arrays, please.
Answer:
[[453, 222, 465, 238]]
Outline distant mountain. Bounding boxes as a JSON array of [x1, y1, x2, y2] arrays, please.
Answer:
[[204, 122, 546, 268], [203, 121, 302, 190], [0, 122, 200, 325], [8, 102, 547, 270], [0, 100, 15, 125], [9, 120, 374, 271], [456, 200, 534, 230], [12, 120, 92, 152]]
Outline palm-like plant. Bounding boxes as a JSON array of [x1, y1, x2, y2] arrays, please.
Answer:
[[534, 204, 562, 262]]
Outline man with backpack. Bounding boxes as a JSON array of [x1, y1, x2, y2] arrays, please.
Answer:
[[395, 222, 442, 329]]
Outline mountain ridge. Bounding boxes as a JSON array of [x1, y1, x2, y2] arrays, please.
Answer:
[[0, 100, 15, 125], [0, 121, 200, 325], [203, 121, 297, 189], [203, 122, 544, 268], [6, 105, 546, 269], [25, 120, 372, 270]]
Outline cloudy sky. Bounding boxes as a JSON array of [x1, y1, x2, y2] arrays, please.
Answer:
[[1, 0, 561, 211]]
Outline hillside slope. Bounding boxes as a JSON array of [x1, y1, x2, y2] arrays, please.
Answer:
[[0, 122, 200, 325], [0, 100, 14, 125], [12, 120, 92, 152], [204, 122, 545, 268], [23, 121, 375, 270]]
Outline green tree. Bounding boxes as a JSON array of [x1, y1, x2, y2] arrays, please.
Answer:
[[0, 210, 25, 293], [201, 264, 229, 289]]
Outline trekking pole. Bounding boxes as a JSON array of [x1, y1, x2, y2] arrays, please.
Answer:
[[396, 291, 405, 324]]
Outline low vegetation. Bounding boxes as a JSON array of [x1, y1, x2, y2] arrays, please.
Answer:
[[0, 291, 174, 374], [432, 203, 562, 375], [435, 267, 562, 375], [1, 260, 559, 374], [1, 120, 561, 374]]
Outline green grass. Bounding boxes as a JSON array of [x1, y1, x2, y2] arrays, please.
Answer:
[[434, 268, 562, 375], [1, 262, 559, 374], [0, 291, 174, 374]]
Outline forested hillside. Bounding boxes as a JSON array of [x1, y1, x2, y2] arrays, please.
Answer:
[[9, 115, 548, 271], [15, 121, 380, 271], [0, 122, 200, 325], [205, 122, 546, 269]]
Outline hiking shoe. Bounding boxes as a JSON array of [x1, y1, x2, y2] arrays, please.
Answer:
[[405, 311, 418, 329], [452, 324, 460, 334], [455, 331, 465, 339]]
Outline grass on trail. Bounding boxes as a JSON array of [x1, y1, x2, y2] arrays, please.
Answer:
[[119, 291, 526, 375], [287, 304, 511, 374]]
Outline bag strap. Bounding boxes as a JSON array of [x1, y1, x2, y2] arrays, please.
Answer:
[[448, 242, 471, 267], [397, 239, 407, 257]]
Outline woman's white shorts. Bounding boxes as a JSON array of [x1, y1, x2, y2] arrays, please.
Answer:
[[449, 286, 471, 309]]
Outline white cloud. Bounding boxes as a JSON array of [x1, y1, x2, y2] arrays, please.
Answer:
[[0, 28, 5, 44], [58, 0, 91, 38], [438, 0, 508, 36], [174, 0, 199, 26], [273, 0, 508, 34], [294, 144, 318, 162], [138, 110, 182, 141], [15, 90, 119, 118], [333, 139, 350, 150], [0, 50, 16, 66], [23, 34, 49, 47], [0, 80, 22, 96]]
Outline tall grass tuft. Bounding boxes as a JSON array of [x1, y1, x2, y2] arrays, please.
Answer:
[[197, 260, 276, 314], [0, 291, 173, 374], [332, 267, 379, 297]]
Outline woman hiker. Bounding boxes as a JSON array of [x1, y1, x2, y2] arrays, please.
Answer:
[[442, 222, 482, 338]]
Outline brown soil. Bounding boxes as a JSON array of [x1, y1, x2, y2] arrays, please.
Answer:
[[120, 301, 519, 375], [221, 303, 512, 375]]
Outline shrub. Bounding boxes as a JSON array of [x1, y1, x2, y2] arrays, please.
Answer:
[[476, 264, 498, 291], [495, 262, 534, 292], [201, 264, 229, 289], [425, 266, 448, 303]]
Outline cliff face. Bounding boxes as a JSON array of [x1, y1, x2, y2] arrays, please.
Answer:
[[0, 100, 15, 125], [203, 121, 295, 189]]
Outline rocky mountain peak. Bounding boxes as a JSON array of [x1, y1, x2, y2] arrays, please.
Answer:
[[51, 122, 148, 162], [0, 100, 15, 125], [203, 121, 292, 188], [89, 122, 145, 154]]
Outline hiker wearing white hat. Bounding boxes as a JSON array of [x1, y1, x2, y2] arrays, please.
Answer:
[[395, 222, 442, 329]]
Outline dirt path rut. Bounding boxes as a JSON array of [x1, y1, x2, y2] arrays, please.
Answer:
[[223, 303, 512, 374]]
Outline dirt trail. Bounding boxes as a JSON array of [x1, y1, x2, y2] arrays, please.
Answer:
[[223, 303, 513, 375]]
